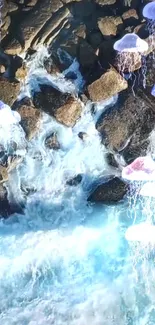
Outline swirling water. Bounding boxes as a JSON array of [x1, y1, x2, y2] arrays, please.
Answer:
[[0, 47, 155, 325]]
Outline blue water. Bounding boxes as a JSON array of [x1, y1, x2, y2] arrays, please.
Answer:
[[0, 47, 155, 325]]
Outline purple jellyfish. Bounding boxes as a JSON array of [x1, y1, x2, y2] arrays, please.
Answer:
[[122, 156, 155, 181], [113, 33, 148, 87], [151, 84, 155, 96], [143, 2, 155, 57]]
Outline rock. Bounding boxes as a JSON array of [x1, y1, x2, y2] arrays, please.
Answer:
[[122, 9, 139, 26], [0, 77, 20, 106], [16, 104, 42, 139], [8, 2, 19, 12], [95, 0, 116, 5], [88, 31, 103, 49], [98, 16, 123, 38], [77, 39, 98, 68], [66, 174, 82, 186], [105, 152, 119, 168], [87, 177, 128, 204], [43, 57, 60, 75], [87, 67, 128, 102], [33, 85, 82, 127], [96, 90, 155, 163], [0, 166, 8, 183], [5, 0, 63, 54], [45, 133, 60, 150], [0, 184, 14, 217], [78, 132, 88, 141], [73, 24, 86, 39], [98, 39, 116, 69]]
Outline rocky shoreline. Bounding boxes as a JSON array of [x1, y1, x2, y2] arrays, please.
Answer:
[[0, 0, 155, 217]]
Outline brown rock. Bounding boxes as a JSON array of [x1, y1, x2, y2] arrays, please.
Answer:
[[16, 104, 42, 139], [122, 9, 139, 27], [96, 90, 155, 162], [0, 77, 20, 106], [95, 0, 116, 5], [98, 16, 123, 38], [87, 67, 128, 102], [8, 2, 19, 12], [5, 0, 63, 54], [0, 166, 8, 183], [33, 85, 82, 127], [45, 133, 60, 150], [88, 177, 128, 204]]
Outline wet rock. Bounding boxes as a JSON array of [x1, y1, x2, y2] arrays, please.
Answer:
[[16, 104, 42, 139], [105, 152, 119, 168], [98, 16, 123, 38], [77, 39, 98, 68], [5, 0, 63, 54], [88, 177, 128, 204], [96, 90, 155, 163], [73, 24, 86, 39], [45, 133, 60, 150], [0, 77, 20, 106], [88, 31, 103, 50], [33, 85, 82, 127], [98, 39, 116, 69], [8, 2, 19, 12], [122, 9, 139, 27], [66, 174, 82, 186], [0, 166, 8, 183], [95, 0, 116, 5], [78, 132, 88, 141], [43, 57, 60, 75], [0, 184, 14, 217], [87, 67, 128, 102]]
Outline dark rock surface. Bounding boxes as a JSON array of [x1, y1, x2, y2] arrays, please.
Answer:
[[88, 177, 128, 204]]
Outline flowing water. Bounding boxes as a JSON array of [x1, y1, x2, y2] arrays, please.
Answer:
[[0, 47, 155, 325]]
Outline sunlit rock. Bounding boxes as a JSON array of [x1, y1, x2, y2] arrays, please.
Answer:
[[33, 85, 82, 127], [98, 16, 123, 38], [0, 77, 20, 106], [16, 104, 42, 140], [87, 67, 128, 102]]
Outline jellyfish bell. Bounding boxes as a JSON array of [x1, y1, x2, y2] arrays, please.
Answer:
[[151, 84, 155, 96], [143, 2, 155, 21], [122, 156, 155, 181], [113, 34, 148, 87], [113, 33, 148, 53]]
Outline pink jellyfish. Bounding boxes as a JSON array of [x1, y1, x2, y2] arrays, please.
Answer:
[[113, 33, 148, 87], [122, 156, 155, 181]]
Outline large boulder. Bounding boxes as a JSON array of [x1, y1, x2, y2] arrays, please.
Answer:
[[4, 0, 63, 54], [98, 16, 123, 38], [33, 85, 82, 127], [16, 103, 42, 140], [0, 77, 20, 106], [88, 177, 128, 204], [96, 90, 155, 163], [87, 67, 128, 102]]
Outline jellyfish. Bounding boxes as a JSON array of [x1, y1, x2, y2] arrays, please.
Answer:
[[125, 223, 155, 243], [0, 100, 21, 126], [122, 156, 155, 181], [113, 33, 148, 87], [143, 2, 155, 59]]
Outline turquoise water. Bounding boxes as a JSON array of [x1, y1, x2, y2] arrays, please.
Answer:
[[0, 47, 155, 325]]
